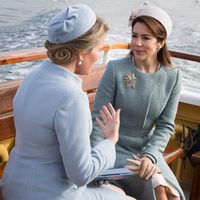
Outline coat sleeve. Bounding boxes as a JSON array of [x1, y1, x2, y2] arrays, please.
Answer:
[[54, 91, 116, 186], [141, 69, 182, 163], [90, 61, 116, 147]]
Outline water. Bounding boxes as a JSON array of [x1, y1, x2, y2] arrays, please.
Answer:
[[0, 0, 200, 93]]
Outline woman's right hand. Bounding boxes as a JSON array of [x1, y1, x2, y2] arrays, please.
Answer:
[[96, 103, 120, 144]]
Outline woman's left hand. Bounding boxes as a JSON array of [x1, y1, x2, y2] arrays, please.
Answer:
[[139, 156, 160, 180], [126, 155, 160, 180]]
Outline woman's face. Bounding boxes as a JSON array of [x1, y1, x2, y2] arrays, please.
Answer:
[[131, 22, 163, 62], [75, 35, 106, 75]]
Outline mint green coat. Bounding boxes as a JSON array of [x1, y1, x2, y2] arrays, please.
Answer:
[[91, 56, 185, 200]]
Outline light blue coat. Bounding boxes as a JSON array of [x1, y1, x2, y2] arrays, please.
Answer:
[[91, 56, 185, 200], [2, 60, 128, 200]]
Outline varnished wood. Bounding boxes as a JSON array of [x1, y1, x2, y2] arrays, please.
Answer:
[[81, 66, 105, 93], [0, 48, 47, 65], [0, 114, 15, 141], [0, 80, 21, 115], [176, 102, 200, 130], [170, 50, 200, 63], [0, 163, 6, 178], [0, 43, 199, 66], [191, 151, 200, 164], [190, 151, 200, 200], [0, 43, 129, 65], [0, 67, 105, 116], [163, 145, 184, 165], [88, 92, 96, 111]]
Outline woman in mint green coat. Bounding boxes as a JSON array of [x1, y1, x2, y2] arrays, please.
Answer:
[[91, 5, 185, 200]]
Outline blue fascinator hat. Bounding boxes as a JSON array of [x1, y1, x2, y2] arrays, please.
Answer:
[[48, 4, 97, 44]]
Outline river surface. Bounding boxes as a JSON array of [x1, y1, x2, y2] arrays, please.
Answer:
[[0, 0, 200, 93]]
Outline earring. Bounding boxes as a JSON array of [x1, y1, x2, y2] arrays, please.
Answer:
[[157, 48, 160, 52], [78, 58, 84, 65]]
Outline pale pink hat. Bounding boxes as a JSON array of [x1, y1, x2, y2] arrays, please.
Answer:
[[129, 5, 172, 38]]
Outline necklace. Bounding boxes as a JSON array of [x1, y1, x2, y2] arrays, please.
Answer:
[[132, 56, 160, 73]]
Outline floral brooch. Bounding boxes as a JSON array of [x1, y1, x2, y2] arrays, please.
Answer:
[[122, 72, 137, 89]]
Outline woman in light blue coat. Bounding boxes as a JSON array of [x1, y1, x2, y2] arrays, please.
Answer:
[[2, 4, 134, 200], [91, 5, 185, 200]]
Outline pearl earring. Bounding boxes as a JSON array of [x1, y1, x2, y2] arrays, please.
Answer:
[[78, 60, 82, 65]]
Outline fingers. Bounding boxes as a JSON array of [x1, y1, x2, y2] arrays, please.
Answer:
[[98, 103, 120, 125], [144, 165, 160, 180], [139, 159, 160, 180], [145, 167, 157, 180], [98, 180, 104, 186], [95, 117, 104, 129], [143, 165, 156, 180], [99, 107, 109, 123], [98, 104, 113, 124], [125, 165, 140, 172], [93, 180, 109, 186], [96, 103, 120, 144], [132, 154, 142, 161], [107, 103, 116, 116], [127, 158, 141, 166], [139, 159, 151, 178], [115, 108, 121, 122], [126, 158, 141, 173], [102, 105, 112, 120], [127, 155, 161, 180], [96, 105, 112, 126]]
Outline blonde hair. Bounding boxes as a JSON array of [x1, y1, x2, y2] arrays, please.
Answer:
[[45, 17, 109, 65]]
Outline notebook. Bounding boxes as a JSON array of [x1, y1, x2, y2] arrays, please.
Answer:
[[93, 167, 137, 181]]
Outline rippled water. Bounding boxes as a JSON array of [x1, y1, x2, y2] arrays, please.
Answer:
[[0, 0, 200, 93]]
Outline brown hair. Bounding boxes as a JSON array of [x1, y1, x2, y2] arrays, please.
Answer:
[[45, 17, 109, 65], [131, 16, 172, 67]]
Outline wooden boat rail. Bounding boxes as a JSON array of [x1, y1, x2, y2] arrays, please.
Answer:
[[0, 42, 200, 66]]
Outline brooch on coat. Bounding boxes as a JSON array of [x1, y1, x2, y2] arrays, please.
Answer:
[[122, 72, 137, 89]]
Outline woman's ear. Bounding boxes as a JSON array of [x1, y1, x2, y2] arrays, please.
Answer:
[[158, 40, 165, 50], [74, 53, 87, 75], [78, 53, 84, 65]]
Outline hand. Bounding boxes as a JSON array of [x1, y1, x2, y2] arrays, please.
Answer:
[[93, 180, 110, 186], [126, 155, 160, 180], [125, 156, 141, 174], [139, 156, 160, 180], [96, 103, 120, 144]]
